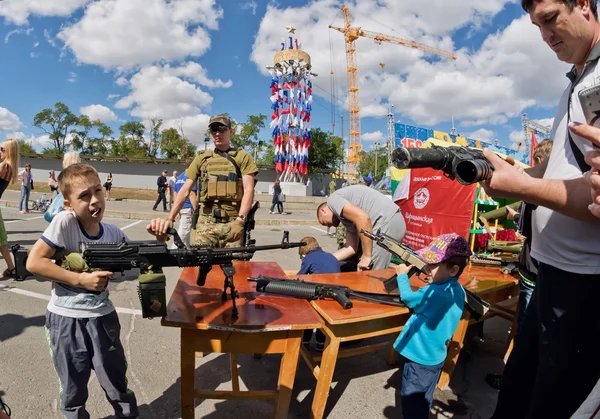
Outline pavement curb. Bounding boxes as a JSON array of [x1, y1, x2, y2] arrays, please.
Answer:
[[0, 199, 320, 226]]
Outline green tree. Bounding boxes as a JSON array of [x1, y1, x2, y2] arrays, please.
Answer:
[[33, 102, 79, 153], [110, 121, 147, 157], [160, 128, 197, 159], [256, 144, 275, 166], [230, 114, 266, 154], [17, 140, 36, 154], [307, 129, 344, 173], [148, 118, 162, 158], [71, 115, 95, 153], [86, 122, 113, 155], [357, 145, 389, 182]]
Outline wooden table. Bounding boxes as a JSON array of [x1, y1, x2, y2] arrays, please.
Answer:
[[162, 261, 323, 419], [299, 264, 518, 419]]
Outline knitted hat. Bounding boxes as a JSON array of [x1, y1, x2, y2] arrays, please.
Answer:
[[416, 233, 472, 264]]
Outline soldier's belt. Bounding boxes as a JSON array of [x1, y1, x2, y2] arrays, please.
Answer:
[[199, 205, 239, 223]]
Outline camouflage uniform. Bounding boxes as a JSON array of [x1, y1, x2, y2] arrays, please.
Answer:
[[185, 146, 258, 248], [335, 223, 346, 249]]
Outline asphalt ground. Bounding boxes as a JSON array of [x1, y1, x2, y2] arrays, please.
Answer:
[[0, 206, 508, 419]]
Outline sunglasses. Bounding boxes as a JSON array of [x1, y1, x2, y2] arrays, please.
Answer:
[[210, 125, 228, 134], [0, 147, 4, 152]]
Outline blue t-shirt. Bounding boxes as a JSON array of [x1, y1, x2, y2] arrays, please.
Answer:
[[393, 274, 465, 366], [174, 171, 197, 210], [297, 248, 340, 275]]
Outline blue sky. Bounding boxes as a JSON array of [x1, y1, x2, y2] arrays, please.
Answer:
[[0, 0, 570, 154]]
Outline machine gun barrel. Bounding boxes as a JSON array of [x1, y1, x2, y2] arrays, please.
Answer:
[[392, 145, 495, 185]]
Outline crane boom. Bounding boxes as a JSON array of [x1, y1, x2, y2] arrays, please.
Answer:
[[330, 5, 456, 181]]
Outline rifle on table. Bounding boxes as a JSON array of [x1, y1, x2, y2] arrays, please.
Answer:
[[392, 145, 516, 185], [248, 275, 405, 309], [81, 229, 305, 318], [361, 229, 490, 321]]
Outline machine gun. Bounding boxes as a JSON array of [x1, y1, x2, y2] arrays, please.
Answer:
[[248, 275, 405, 309], [81, 229, 305, 318], [361, 229, 490, 320], [392, 145, 516, 185]]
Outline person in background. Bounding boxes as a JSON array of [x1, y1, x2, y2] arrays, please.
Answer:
[[48, 170, 59, 201], [0, 139, 18, 277], [104, 173, 113, 201], [153, 170, 168, 212], [394, 233, 470, 419], [317, 185, 406, 271], [270, 179, 285, 214], [485, 139, 553, 390], [172, 159, 197, 248], [62, 151, 81, 168], [167, 170, 178, 210], [18, 162, 32, 214], [298, 236, 340, 351]]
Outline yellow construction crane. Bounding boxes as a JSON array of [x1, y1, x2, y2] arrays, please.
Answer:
[[329, 5, 457, 181]]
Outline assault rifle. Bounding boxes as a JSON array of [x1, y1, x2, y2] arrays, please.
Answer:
[[392, 145, 515, 185], [361, 229, 490, 320], [248, 275, 405, 309], [81, 229, 305, 318]]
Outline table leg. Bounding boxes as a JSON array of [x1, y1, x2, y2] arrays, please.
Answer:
[[311, 328, 341, 419], [231, 354, 240, 392], [181, 329, 196, 419], [438, 313, 470, 390], [504, 304, 520, 363], [273, 331, 302, 419]]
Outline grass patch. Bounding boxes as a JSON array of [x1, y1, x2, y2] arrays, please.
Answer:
[[7, 182, 158, 201]]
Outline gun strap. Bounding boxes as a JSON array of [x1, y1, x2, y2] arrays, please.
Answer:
[[566, 70, 592, 173]]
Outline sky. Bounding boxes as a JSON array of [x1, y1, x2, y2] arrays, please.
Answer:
[[0, 0, 570, 154]]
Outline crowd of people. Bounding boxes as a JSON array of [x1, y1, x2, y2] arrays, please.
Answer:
[[2, 0, 600, 417]]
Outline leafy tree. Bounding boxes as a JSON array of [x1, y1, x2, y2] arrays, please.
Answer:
[[85, 122, 113, 155], [110, 121, 147, 157], [357, 145, 389, 182], [17, 140, 36, 154], [256, 144, 275, 166], [230, 114, 266, 154], [160, 128, 197, 159], [71, 115, 95, 153], [33, 102, 79, 153], [307, 129, 344, 173], [148, 118, 162, 158]]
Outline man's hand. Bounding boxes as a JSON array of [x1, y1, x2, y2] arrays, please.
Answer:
[[229, 218, 244, 242], [506, 206, 517, 220], [78, 271, 112, 292], [395, 264, 413, 276], [480, 149, 528, 199], [570, 122, 600, 218], [357, 255, 372, 271], [146, 218, 172, 242]]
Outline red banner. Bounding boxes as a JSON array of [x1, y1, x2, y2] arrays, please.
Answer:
[[397, 168, 476, 250]]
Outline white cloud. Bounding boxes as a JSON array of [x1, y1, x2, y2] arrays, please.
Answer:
[[33, 41, 39, 48], [115, 76, 129, 86], [162, 114, 211, 145], [114, 63, 228, 120], [30, 51, 39, 58], [67, 72, 78, 83], [44, 29, 57, 47], [4, 27, 33, 44], [361, 131, 385, 142], [466, 128, 495, 142], [80, 104, 118, 123], [0, 0, 88, 25], [252, 2, 569, 128], [4, 131, 27, 140], [0, 107, 23, 131], [58, 0, 224, 70], [107, 93, 120, 100], [241, 1, 257, 15]]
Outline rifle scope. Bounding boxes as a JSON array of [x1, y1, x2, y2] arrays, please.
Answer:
[[391, 145, 494, 185]]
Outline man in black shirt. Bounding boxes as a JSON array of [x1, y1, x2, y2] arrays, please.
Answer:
[[153, 170, 168, 211]]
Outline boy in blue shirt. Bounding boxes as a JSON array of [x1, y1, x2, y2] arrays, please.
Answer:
[[298, 236, 339, 351], [394, 233, 471, 419]]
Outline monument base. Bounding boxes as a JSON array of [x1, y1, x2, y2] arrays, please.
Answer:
[[280, 181, 310, 197]]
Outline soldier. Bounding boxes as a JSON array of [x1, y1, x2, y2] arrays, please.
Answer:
[[147, 114, 258, 248]]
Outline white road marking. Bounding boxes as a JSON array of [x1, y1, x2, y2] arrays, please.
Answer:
[[311, 226, 329, 234], [121, 220, 144, 230], [0, 286, 143, 316], [5, 215, 45, 223]]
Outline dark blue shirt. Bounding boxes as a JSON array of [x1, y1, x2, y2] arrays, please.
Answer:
[[297, 248, 340, 275]]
